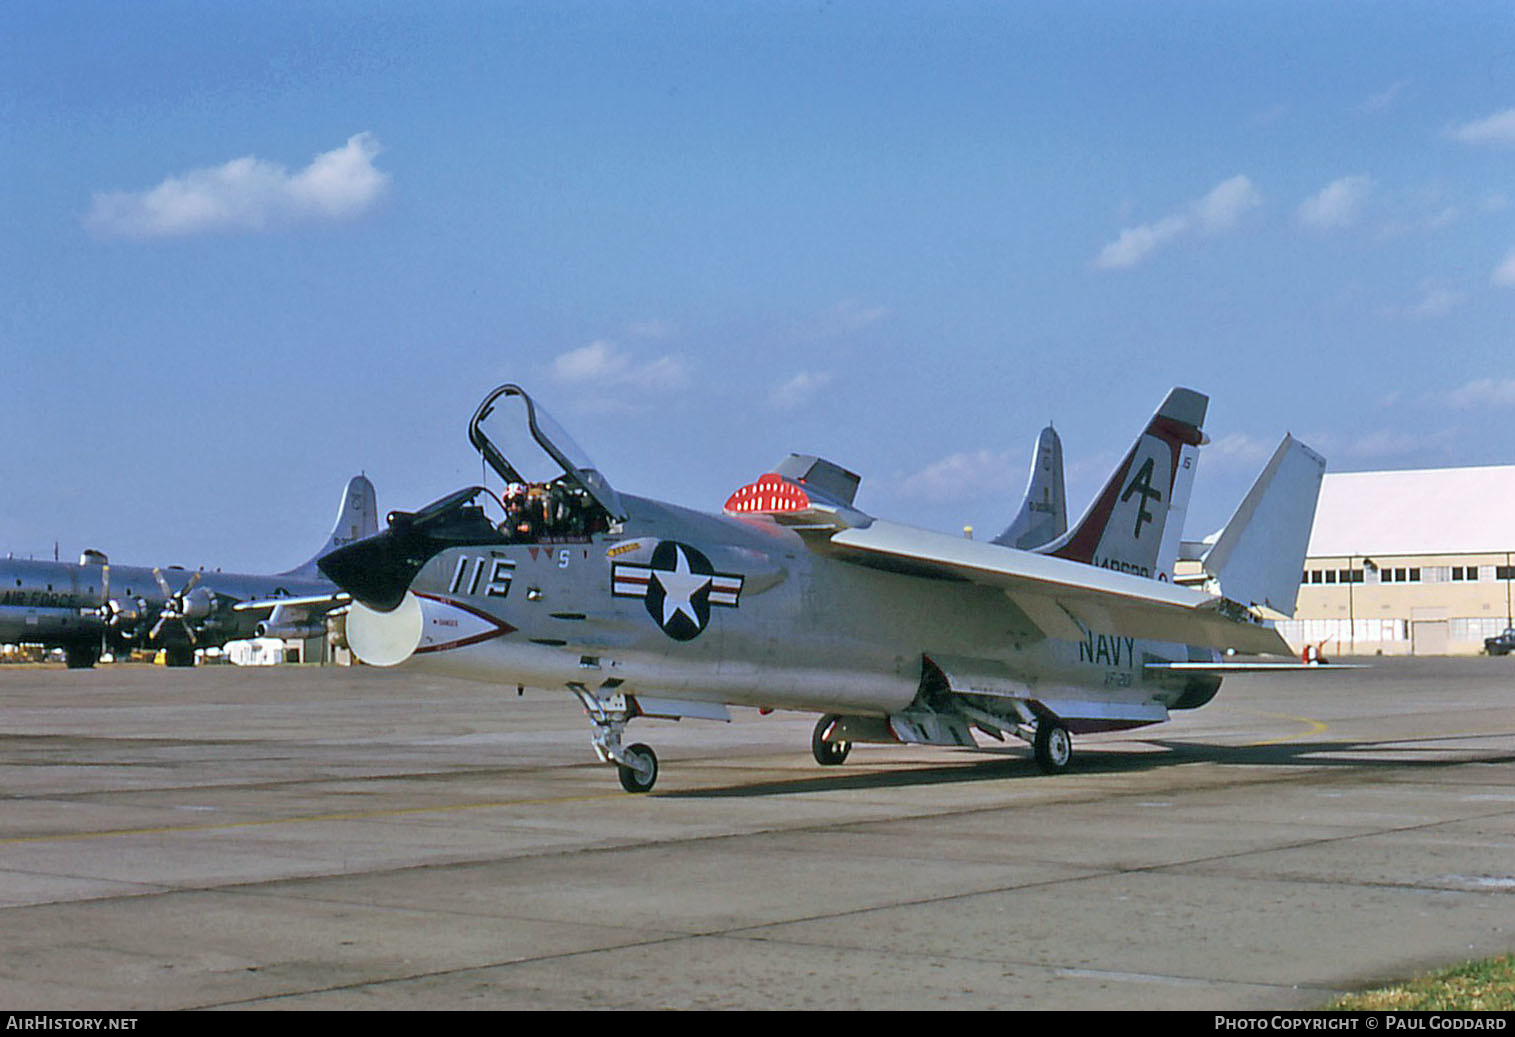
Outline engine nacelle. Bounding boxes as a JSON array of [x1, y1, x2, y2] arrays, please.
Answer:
[[255, 619, 327, 640], [180, 586, 217, 622]]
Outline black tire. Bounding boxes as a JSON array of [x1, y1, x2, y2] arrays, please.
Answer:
[[617, 742, 658, 793], [1033, 720, 1072, 774], [64, 644, 99, 670], [811, 714, 852, 766], [163, 646, 195, 668]]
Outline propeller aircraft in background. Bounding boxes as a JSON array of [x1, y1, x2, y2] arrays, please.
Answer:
[[0, 476, 377, 667]]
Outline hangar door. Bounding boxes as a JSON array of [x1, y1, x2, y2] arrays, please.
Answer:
[[1411, 620, 1449, 656]]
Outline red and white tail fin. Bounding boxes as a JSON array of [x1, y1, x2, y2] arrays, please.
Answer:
[[1035, 388, 1207, 581]]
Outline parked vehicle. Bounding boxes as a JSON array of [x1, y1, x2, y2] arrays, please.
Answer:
[[1485, 629, 1515, 656]]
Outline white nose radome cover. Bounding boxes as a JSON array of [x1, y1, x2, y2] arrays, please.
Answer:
[[346, 591, 423, 666]]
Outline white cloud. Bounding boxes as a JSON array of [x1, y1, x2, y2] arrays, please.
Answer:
[[85, 133, 388, 238], [895, 449, 1022, 500], [550, 339, 690, 392], [1341, 428, 1453, 459], [1192, 175, 1262, 232], [1095, 175, 1261, 270], [1493, 248, 1515, 287], [1362, 81, 1409, 113], [1307, 427, 1458, 464], [1095, 215, 1189, 269], [1442, 378, 1515, 410], [1202, 432, 1277, 473], [830, 298, 889, 333], [769, 371, 834, 410], [1403, 284, 1468, 319], [1446, 107, 1515, 145], [1297, 175, 1373, 230]]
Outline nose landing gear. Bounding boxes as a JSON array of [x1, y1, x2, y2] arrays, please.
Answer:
[[571, 683, 661, 793]]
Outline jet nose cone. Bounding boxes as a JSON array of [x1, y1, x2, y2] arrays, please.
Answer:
[[318, 526, 430, 613]]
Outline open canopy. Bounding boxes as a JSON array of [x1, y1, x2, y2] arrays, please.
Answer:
[[467, 384, 625, 520]]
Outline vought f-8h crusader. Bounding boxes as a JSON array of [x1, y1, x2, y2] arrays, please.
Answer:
[[319, 384, 1325, 792]]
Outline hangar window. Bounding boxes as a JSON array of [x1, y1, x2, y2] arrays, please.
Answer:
[[1325, 570, 1337, 584], [1452, 566, 1479, 582], [1498, 566, 1515, 581], [1408, 568, 1421, 582]]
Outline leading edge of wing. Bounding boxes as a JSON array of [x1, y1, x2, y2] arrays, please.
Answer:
[[824, 519, 1291, 656], [231, 591, 350, 613]]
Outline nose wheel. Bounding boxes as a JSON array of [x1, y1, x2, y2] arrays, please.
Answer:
[[616, 743, 659, 793]]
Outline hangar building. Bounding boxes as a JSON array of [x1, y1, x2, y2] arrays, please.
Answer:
[[1276, 465, 1515, 656]]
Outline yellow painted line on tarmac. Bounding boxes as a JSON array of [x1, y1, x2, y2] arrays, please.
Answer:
[[1246, 710, 1330, 746], [0, 789, 630, 846]]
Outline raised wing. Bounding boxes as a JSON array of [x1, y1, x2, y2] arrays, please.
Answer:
[[820, 519, 1290, 656]]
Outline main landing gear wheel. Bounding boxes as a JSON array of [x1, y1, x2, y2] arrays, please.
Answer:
[[64, 644, 99, 670], [1033, 720, 1072, 774], [811, 714, 852, 766], [617, 742, 659, 793]]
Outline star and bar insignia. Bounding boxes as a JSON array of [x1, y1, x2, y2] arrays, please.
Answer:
[[612, 540, 744, 641]]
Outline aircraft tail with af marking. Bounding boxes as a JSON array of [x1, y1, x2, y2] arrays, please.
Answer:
[[281, 474, 379, 579], [1034, 387, 1207, 581], [993, 425, 1067, 550]]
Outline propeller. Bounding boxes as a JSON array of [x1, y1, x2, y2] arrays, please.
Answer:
[[87, 562, 146, 650], [147, 569, 217, 645]]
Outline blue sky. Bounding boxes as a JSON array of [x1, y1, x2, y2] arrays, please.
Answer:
[[4, 1, 1514, 571]]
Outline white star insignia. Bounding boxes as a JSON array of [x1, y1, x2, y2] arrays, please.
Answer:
[[652, 545, 712, 627]]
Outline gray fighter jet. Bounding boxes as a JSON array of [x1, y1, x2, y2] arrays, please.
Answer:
[[319, 385, 1323, 792], [0, 475, 377, 667]]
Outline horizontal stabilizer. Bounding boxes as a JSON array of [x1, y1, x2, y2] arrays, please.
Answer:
[[1145, 661, 1366, 673]]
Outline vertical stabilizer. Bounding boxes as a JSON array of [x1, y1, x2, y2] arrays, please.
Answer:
[[993, 425, 1067, 550], [1201, 435, 1325, 616], [1037, 388, 1207, 580], [282, 475, 379, 578]]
